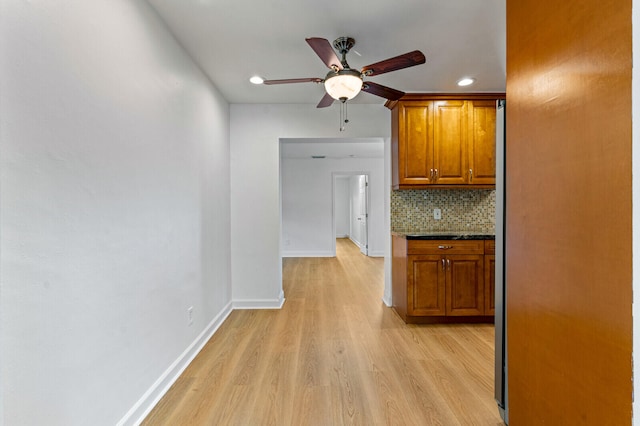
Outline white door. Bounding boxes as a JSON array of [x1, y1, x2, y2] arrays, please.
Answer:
[[353, 175, 369, 255]]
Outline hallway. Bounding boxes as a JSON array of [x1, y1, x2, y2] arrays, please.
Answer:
[[144, 239, 502, 425]]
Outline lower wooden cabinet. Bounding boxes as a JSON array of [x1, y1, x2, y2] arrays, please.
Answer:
[[484, 240, 496, 316], [392, 235, 494, 323], [408, 255, 445, 315], [446, 254, 485, 316]]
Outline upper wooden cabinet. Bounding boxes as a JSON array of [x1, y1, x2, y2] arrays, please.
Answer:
[[468, 100, 498, 185], [389, 94, 503, 189], [435, 100, 468, 185], [397, 101, 435, 185]]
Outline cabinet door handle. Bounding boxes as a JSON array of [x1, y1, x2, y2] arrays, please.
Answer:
[[442, 258, 446, 271], [469, 168, 473, 182], [434, 169, 438, 181], [438, 245, 453, 250], [430, 168, 434, 181], [446, 259, 451, 270]]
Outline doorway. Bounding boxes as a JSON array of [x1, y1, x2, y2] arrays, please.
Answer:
[[280, 137, 383, 259], [333, 173, 369, 256], [279, 136, 391, 304]]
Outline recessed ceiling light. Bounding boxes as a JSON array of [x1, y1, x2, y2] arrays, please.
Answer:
[[249, 76, 264, 85], [457, 77, 475, 87]]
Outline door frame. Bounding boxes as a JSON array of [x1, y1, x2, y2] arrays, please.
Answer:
[[331, 171, 370, 257]]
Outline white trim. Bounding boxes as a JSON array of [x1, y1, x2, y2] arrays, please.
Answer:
[[233, 290, 285, 309], [336, 233, 349, 238], [349, 235, 364, 250], [382, 294, 393, 307], [118, 301, 234, 426], [367, 250, 385, 258], [281, 250, 335, 258], [383, 137, 392, 312]]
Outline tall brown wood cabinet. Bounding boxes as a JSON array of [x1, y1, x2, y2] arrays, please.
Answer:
[[507, 0, 632, 423], [388, 94, 502, 189]]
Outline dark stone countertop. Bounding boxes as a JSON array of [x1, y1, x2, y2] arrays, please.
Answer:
[[392, 231, 495, 240]]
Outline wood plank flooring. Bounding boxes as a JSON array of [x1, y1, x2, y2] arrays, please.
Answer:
[[143, 239, 504, 425]]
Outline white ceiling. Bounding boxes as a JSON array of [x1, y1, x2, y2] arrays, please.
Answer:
[[147, 0, 506, 106]]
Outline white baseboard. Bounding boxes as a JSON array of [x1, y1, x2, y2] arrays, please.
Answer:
[[119, 289, 287, 425], [281, 250, 334, 258], [336, 233, 349, 238], [349, 236, 364, 249], [382, 294, 392, 307], [117, 301, 233, 426], [367, 250, 384, 257], [233, 290, 285, 309]]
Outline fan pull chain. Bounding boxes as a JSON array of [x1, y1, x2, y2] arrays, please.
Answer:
[[339, 101, 349, 132]]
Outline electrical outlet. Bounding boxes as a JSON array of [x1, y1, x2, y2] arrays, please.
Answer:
[[187, 306, 194, 326], [434, 208, 442, 220]]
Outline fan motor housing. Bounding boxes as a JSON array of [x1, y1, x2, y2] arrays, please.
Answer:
[[333, 37, 355, 54]]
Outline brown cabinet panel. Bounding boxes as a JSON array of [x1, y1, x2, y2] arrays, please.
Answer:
[[434, 100, 468, 185], [507, 1, 632, 422], [398, 102, 434, 185], [408, 255, 446, 316], [484, 239, 495, 254], [484, 254, 496, 315], [446, 255, 484, 316], [484, 240, 496, 315], [408, 239, 484, 255], [468, 100, 497, 185]]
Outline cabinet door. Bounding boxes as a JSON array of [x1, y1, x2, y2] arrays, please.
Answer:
[[433, 100, 468, 184], [407, 255, 445, 315], [445, 255, 484, 316], [398, 102, 435, 185], [468, 100, 497, 185], [484, 254, 496, 315]]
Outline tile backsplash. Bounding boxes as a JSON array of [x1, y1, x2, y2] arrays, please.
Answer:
[[391, 189, 495, 233]]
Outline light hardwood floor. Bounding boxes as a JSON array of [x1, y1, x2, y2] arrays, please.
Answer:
[[143, 239, 504, 425]]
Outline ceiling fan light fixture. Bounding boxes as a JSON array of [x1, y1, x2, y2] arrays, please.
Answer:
[[324, 69, 362, 101], [249, 75, 265, 85]]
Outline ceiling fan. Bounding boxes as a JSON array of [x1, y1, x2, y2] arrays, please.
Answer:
[[261, 37, 426, 108]]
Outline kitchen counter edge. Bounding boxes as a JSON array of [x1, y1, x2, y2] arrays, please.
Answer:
[[391, 232, 495, 240]]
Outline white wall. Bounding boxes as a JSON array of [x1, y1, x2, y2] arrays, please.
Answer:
[[281, 160, 384, 257], [230, 104, 390, 306], [0, 1, 231, 425], [335, 177, 350, 238]]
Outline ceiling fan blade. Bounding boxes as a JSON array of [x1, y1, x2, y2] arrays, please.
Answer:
[[362, 82, 405, 101], [316, 92, 335, 108], [262, 77, 323, 85], [306, 38, 343, 70], [361, 50, 426, 77]]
